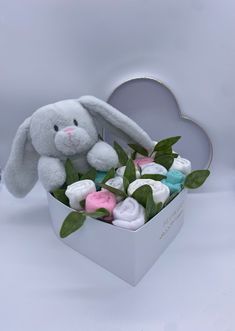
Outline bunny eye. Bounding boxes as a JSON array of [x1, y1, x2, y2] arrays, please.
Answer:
[[73, 119, 78, 126], [54, 125, 59, 132]]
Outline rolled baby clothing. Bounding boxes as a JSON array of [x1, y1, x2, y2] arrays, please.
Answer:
[[85, 190, 116, 221], [128, 179, 170, 204], [105, 176, 124, 191], [170, 156, 191, 175], [112, 197, 145, 230], [166, 169, 185, 184], [101, 176, 124, 202], [161, 179, 182, 194], [65, 180, 96, 210], [133, 157, 154, 167], [141, 162, 167, 176], [116, 165, 140, 178], [102, 176, 124, 202]]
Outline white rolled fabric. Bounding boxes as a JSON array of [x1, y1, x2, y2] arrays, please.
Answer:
[[105, 176, 124, 191], [128, 179, 170, 204], [170, 156, 191, 175], [65, 180, 96, 210], [141, 162, 167, 175], [116, 166, 140, 178], [102, 176, 124, 201], [112, 197, 145, 230]]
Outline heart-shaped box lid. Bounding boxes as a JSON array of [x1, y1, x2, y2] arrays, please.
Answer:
[[107, 77, 212, 170]]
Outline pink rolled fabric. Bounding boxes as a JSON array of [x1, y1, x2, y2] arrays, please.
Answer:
[[134, 157, 154, 167], [85, 190, 116, 221]]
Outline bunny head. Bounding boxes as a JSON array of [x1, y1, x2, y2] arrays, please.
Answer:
[[30, 99, 98, 158], [4, 96, 154, 197]]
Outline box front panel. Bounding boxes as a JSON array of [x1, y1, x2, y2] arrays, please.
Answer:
[[134, 190, 186, 284], [48, 190, 186, 285]]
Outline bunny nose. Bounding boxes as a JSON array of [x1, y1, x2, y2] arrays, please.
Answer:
[[63, 127, 75, 133]]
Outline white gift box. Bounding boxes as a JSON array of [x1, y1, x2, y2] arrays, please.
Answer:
[[48, 189, 187, 286], [47, 77, 212, 285]]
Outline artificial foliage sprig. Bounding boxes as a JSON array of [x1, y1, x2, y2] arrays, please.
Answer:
[[154, 136, 181, 152], [65, 159, 79, 185], [184, 170, 210, 189], [113, 141, 129, 165], [128, 143, 149, 157], [123, 176, 129, 193], [153, 136, 181, 169], [97, 182, 127, 198], [53, 188, 69, 206], [123, 158, 136, 183], [60, 208, 110, 238], [128, 136, 181, 169], [101, 168, 115, 183], [60, 211, 86, 238], [131, 184, 152, 208], [80, 167, 97, 181], [131, 185, 163, 222], [145, 191, 157, 222], [154, 154, 174, 170]]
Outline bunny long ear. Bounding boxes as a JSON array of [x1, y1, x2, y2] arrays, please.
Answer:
[[4, 117, 39, 197], [79, 96, 154, 151]]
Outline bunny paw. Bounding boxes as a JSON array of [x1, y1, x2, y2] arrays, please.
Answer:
[[38, 156, 66, 192], [87, 141, 119, 171]]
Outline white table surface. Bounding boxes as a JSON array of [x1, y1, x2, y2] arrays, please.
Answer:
[[0, 183, 234, 331]]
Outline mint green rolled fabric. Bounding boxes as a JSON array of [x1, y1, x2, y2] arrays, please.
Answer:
[[166, 169, 185, 184], [95, 171, 107, 190], [162, 179, 182, 194]]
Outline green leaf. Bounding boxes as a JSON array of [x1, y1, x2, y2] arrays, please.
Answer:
[[85, 208, 110, 219], [154, 136, 181, 151], [123, 176, 129, 193], [131, 150, 137, 160], [113, 141, 128, 166], [52, 189, 69, 206], [154, 154, 174, 170], [97, 183, 127, 198], [145, 192, 157, 222], [60, 211, 86, 238], [141, 174, 166, 181], [172, 153, 179, 158], [155, 146, 172, 155], [65, 159, 79, 185], [156, 202, 163, 212], [184, 170, 210, 189], [101, 168, 115, 184], [123, 158, 136, 183], [128, 143, 149, 157], [132, 185, 152, 208], [164, 192, 179, 207], [80, 167, 97, 181]]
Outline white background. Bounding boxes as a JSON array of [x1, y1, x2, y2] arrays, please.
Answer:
[[1, 0, 235, 330], [1, 0, 235, 190]]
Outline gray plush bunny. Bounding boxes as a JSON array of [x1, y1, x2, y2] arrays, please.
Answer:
[[4, 96, 154, 197]]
